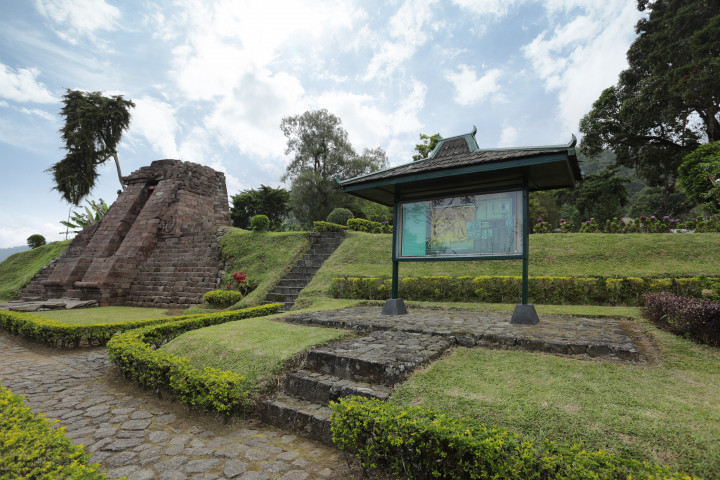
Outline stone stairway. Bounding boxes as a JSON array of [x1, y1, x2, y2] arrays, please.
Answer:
[[19, 258, 62, 300], [261, 330, 453, 444], [264, 232, 344, 310]]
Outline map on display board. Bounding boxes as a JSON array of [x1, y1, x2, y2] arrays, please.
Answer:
[[399, 190, 523, 258]]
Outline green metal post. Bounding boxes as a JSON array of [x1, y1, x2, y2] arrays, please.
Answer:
[[391, 194, 399, 299], [522, 179, 529, 304]]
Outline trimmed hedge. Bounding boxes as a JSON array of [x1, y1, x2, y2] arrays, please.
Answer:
[[347, 218, 393, 234], [330, 396, 694, 480], [203, 289, 243, 308], [329, 275, 720, 306], [642, 293, 720, 347], [0, 382, 112, 479], [0, 310, 215, 347], [106, 303, 283, 415], [313, 221, 348, 232]]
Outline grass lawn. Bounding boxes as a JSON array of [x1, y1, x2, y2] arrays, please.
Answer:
[[35, 306, 172, 325], [389, 307, 720, 479], [220, 229, 310, 308], [0, 241, 69, 299], [296, 231, 720, 309], [161, 317, 349, 387]]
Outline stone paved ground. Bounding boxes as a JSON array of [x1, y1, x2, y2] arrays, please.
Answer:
[[0, 332, 351, 480], [283, 306, 640, 360]]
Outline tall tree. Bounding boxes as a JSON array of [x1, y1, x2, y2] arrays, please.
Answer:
[[556, 167, 630, 223], [49, 89, 135, 205], [412, 133, 441, 161], [579, 0, 720, 200], [230, 185, 290, 230], [281, 109, 388, 227]]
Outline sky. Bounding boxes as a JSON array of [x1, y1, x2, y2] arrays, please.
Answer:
[[0, 0, 645, 248]]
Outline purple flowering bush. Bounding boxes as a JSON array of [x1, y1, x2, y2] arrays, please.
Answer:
[[642, 293, 720, 347]]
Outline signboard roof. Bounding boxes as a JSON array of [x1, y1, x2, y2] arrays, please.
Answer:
[[338, 127, 582, 206]]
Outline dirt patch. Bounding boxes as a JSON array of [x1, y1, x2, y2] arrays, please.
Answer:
[[618, 318, 663, 365]]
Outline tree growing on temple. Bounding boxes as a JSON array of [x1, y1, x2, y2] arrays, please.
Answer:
[[49, 89, 135, 205]]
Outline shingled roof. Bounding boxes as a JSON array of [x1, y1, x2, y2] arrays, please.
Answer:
[[338, 127, 582, 206]]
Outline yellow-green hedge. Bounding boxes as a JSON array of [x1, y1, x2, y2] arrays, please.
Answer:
[[329, 275, 719, 306], [0, 310, 213, 347], [106, 304, 283, 415], [330, 396, 696, 480], [0, 382, 114, 479]]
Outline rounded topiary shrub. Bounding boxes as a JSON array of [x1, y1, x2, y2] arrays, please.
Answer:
[[27, 234, 46, 249], [250, 214, 270, 232], [203, 290, 243, 308], [327, 208, 353, 226]]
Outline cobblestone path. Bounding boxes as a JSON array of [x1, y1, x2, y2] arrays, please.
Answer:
[[0, 332, 351, 480]]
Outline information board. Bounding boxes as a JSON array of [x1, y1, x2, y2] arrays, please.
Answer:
[[398, 190, 523, 258]]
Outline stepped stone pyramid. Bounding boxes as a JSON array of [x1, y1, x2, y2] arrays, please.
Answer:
[[22, 159, 230, 308]]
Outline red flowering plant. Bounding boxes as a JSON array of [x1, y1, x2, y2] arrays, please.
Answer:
[[225, 270, 256, 295]]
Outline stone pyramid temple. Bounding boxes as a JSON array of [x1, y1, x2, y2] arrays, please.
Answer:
[[22, 160, 230, 308]]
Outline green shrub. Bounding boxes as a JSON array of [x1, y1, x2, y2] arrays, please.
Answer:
[[313, 221, 348, 232], [203, 289, 243, 308], [330, 396, 690, 480], [250, 214, 270, 232], [106, 304, 283, 415], [26, 234, 46, 249], [326, 208, 354, 225], [0, 310, 210, 347], [0, 382, 111, 479], [329, 275, 720, 306], [347, 218, 392, 234]]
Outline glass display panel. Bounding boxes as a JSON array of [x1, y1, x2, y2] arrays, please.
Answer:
[[399, 190, 523, 258]]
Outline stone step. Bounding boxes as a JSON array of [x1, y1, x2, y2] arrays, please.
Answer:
[[305, 331, 453, 386], [260, 395, 333, 445], [275, 278, 310, 289], [288, 266, 319, 276], [285, 369, 392, 404], [265, 292, 299, 304], [273, 286, 305, 295]]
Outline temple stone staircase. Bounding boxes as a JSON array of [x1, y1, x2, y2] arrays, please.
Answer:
[[261, 330, 453, 444], [264, 232, 344, 310]]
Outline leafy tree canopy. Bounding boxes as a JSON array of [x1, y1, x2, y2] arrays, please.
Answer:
[[48, 89, 135, 205], [678, 140, 720, 212], [281, 109, 388, 227], [230, 185, 290, 231], [557, 167, 630, 223], [412, 133, 441, 161], [580, 0, 720, 192]]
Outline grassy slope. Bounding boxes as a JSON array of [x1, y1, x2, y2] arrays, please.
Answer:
[[297, 232, 720, 307], [0, 241, 70, 300], [391, 317, 720, 479], [162, 316, 349, 387], [35, 306, 171, 325], [220, 229, 310, 308]]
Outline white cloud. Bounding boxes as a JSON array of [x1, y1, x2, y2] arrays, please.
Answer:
[[522, 0, 643, 133], [499, 126, 519, 146], [0, 222, 66, 249], [34, 0, 121, 44], [19, 107, 55, 121], [129, 97, 179, 158], [445, 65, 504, 106], [0, 64, 55, 103], [451, 0, 527, 17], [363, 0, 439, 81]]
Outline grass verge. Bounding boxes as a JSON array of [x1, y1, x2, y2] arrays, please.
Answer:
[[34, 306, 172, 325], [162, 317, 349, 387], [0, 241, 69, 299], [390, 315, 720, 479]]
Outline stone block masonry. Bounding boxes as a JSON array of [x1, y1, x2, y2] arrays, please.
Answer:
[[28, 159, 230, 308]]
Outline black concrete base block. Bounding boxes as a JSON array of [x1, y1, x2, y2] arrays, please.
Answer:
[[381, 298, 408, 316], [510, 304, 539, 325]]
